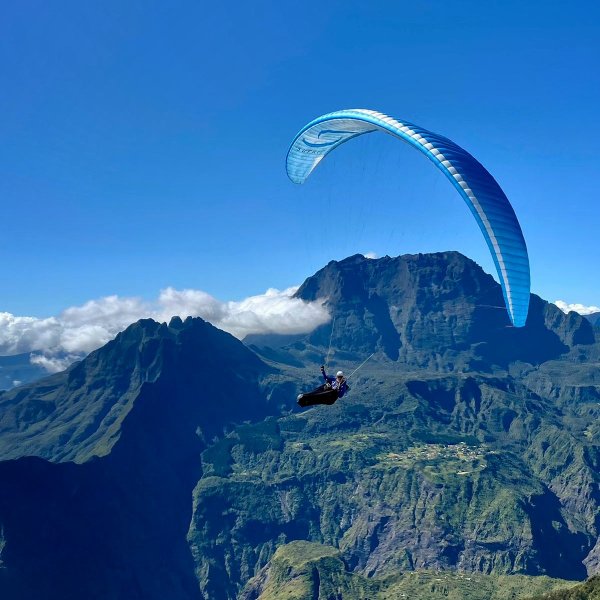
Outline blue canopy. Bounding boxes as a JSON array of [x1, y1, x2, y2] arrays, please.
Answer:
[[286, 109, 530, 327]]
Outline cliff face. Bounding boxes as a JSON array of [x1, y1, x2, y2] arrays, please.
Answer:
[[0, 253, 599, 600], [240, 541, 577, 600], [189, 373, 598, 598], [294, 252, 594, 369], [191, 254, 599, 598]]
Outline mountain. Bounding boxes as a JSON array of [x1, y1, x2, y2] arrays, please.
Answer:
[[585, 312, 600, 327], [240, 541, 578, 600], [527, 576, 600, 599], [293, 252, 594, 367], [0, 252, 599, 600], [0, 317, 273, 599]]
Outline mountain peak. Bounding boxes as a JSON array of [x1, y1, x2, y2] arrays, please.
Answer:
[[0, 252, 599, 599], [294, 252, 593, 369], [0, 315, 270, 463]]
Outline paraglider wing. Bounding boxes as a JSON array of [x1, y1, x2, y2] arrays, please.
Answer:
[[286, 109, 530, 328]]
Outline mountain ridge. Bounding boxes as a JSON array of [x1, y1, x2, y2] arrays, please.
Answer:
[[0, 315, 274, 599], [240, 541, 581, 600], [0, 251, 598, 599], [291, 251, 593, 370]]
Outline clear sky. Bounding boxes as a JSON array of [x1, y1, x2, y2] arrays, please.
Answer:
[[1, 0, 599, 318]]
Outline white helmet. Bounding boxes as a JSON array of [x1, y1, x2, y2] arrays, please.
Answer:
[[336, 371, 344, 377]]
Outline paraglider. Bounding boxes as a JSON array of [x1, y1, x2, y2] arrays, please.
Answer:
[[296, 353, 375, 408], [286, 109, 531, 328], [297, 366, 349, 407]]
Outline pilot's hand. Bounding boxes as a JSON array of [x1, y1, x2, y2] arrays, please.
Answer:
[[320, 365, 325, 372]]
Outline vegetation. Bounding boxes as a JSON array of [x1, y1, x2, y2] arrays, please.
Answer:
[[1, 253, 599, 599], [241, 541, 578, 600], [526, 576, 600, 599]]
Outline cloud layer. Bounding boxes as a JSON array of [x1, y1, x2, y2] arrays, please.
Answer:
[[0, 287, 330, 372], [554, 300, 600, 316]]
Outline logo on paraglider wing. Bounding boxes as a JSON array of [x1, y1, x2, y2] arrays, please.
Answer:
[[301, 129, 359, 148]]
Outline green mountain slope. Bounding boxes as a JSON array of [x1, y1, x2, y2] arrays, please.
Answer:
[[0, 317, 272, 599], [189, 367, 598, 597], [0, 253, 598, 600], [189, 254, 600, 598], [240, 541, 577, 600], [527, 576, 600, 599]]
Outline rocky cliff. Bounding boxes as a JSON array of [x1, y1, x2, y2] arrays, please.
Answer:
[[0, 253, 598, 600]]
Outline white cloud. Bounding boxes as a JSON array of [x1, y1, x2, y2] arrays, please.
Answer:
[[364, 252, 378, 259], [156, 288, 228, 323], [220, 287, 329, 340], [30, 353, 82, 374], [554, 300, 600, 316], [0, 287, 330, 373]]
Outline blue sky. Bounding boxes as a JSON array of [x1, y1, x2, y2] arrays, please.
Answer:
[[1, 0, 599, 317]]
